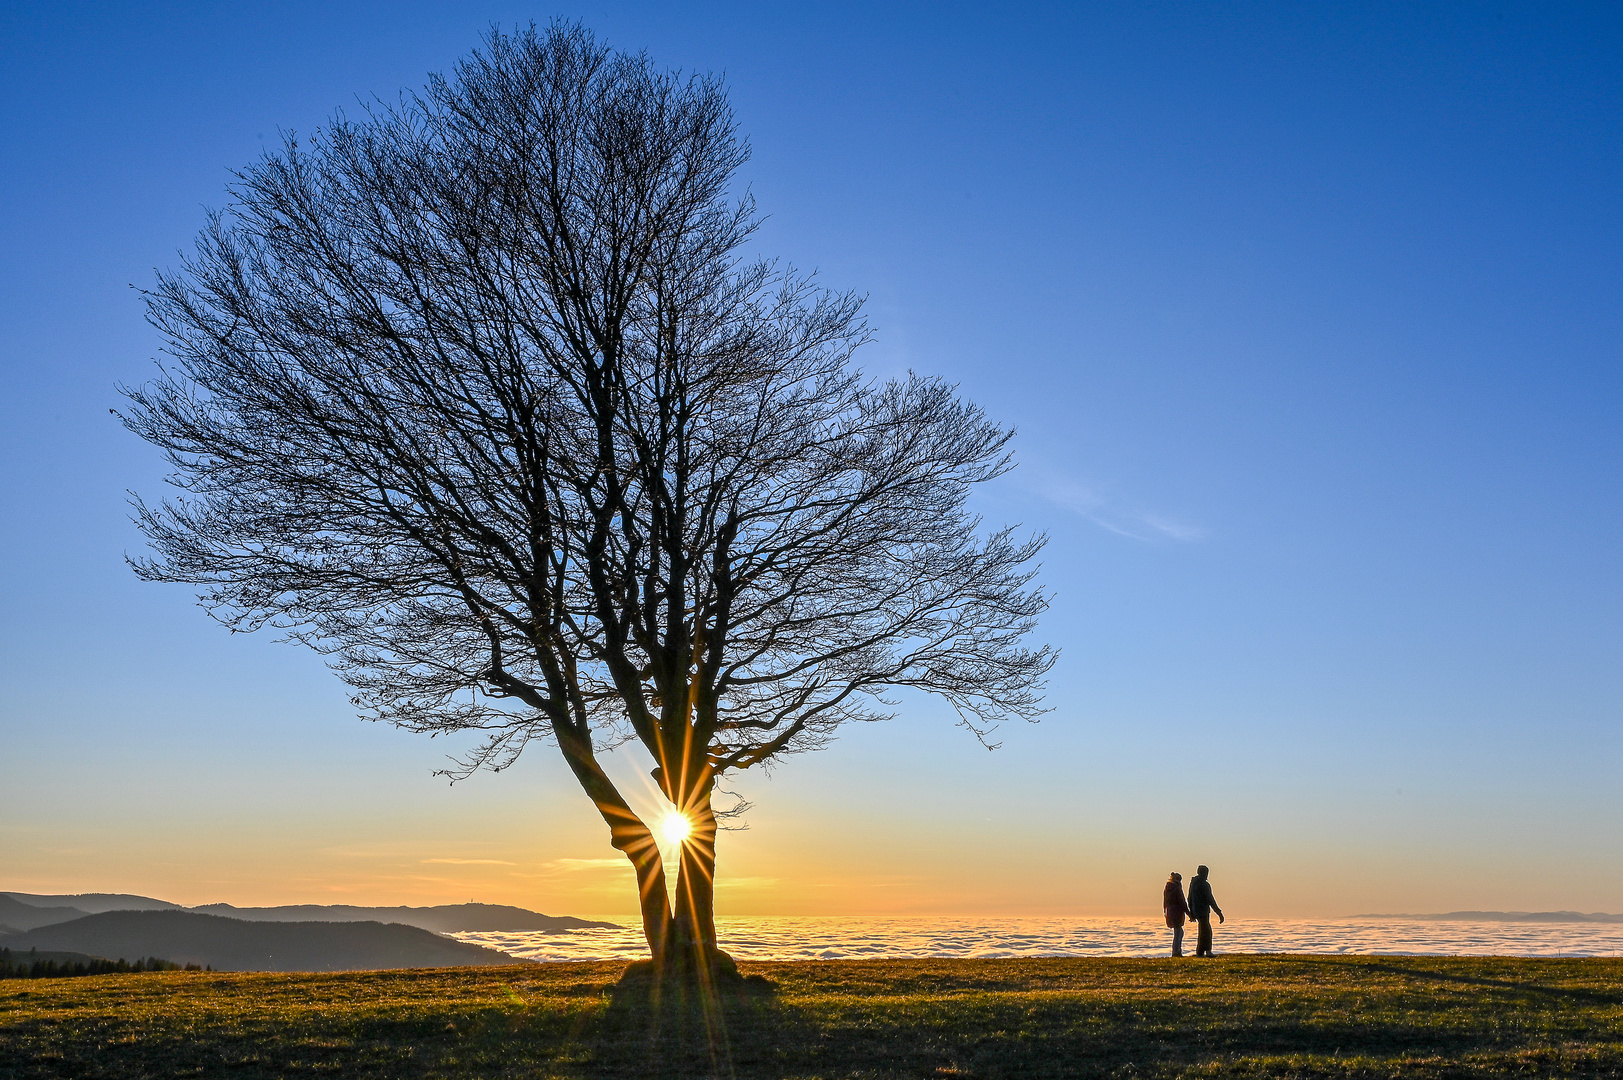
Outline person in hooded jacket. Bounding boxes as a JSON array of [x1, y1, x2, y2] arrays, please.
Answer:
[[1162, 872, 1191, 956], [1187, 864, 1224, 956]]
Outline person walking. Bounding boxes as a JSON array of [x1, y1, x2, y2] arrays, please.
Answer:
[[1162, 872, 1191, 956], [1187, 864, 1224, 957]]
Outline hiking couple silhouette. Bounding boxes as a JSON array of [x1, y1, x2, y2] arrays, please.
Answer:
[[1163, 865, 1223, 957]]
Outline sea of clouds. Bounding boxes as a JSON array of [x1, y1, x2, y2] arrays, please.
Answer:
[[453, 916, 1623, 962]]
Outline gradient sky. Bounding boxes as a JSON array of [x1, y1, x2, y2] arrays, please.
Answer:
[[2, 1, 1620, 921]]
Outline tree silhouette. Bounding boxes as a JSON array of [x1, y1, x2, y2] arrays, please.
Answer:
[[121, 23, 1052, 983]]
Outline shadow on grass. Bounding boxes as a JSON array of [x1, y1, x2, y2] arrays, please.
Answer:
[[565, 959, 1623, 1080], [9, 998, 1613, 1080], [1356, 960, 1623, 1007], [6, 959, 1623, 1080], [584, 989, 782, 1079], [567, 990, 1602, 1080]]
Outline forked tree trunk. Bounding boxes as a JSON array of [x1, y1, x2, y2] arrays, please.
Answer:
[[556, 731, 674, 962], [560, 726, 731, 982], [610, 781, 740, 999], [617, 822, 675, 964]]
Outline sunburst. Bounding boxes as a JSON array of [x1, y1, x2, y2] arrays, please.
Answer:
[[659, 811, 693, 846]]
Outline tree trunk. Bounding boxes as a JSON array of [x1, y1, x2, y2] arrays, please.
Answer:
[[555, 731, 674, 961], [615, 817, 674, 963], [557, 732, 736, 987], [669, 786, 720, 969]]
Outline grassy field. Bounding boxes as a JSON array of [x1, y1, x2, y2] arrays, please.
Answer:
[[2, 955, 1621, 1078]]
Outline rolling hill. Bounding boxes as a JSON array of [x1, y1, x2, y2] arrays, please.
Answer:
[[0, 895, 90, 931], [2, 892, 615, 934], [2, 892, 182, 914], [0, 910, 527, 972]]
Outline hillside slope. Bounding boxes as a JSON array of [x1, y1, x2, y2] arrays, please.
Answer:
[[1, 911, 526, 972]]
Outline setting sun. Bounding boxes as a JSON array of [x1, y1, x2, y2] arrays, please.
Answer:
[[659, 812, 693, 846]]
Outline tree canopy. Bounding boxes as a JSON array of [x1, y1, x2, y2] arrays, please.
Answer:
[[121, 23, 1053, 977]]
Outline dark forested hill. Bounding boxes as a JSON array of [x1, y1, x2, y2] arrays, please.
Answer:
[[188, 902, 615, 933], [1, 911, 527, 972]]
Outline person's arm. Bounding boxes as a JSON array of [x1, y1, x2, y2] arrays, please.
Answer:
[[1212, 895, 1224, 922]]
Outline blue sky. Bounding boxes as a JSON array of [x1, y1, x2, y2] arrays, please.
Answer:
[[2, 1, 1619, 917]]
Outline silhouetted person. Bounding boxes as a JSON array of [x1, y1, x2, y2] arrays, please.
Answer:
[[1163, 872, 1191, 956], [1187, 864, 1224, 957]]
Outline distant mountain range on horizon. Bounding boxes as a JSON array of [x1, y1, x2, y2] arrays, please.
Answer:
[[1, 892, 617, 933], [0, 895, 96, 932], [1358, 911, 1623, 923], [188, 902, 615, 933], [1, 892, 182, 915], [0, 890, 619, 972], [2, 910, 521, 972]]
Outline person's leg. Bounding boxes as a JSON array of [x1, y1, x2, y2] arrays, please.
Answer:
[[1172, 924, 1183, 956], [1196, 916, 1213, 956]]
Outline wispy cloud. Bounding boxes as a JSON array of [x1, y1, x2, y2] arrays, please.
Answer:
[[1136, 512, 1207, 543], [713, 877, 780, 889], [1032, 475, 1206, 543], [421, 858, 516, 866], [546, 858, 633, 873], [318, 848, 407, 860]]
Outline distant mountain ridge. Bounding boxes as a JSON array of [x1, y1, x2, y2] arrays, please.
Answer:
[[3, 892, 182, 913], [2, 910, 525, 972], [2, 892, 616, 934], [188, 902, 615, 934], [1359, 911, 1623, 923], [0, 895, 93, 931]]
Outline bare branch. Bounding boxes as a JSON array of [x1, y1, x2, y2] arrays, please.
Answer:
[[119, 20, 1054, 964]]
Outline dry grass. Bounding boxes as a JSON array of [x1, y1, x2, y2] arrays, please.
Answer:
[[2, 954, 1622, 1078]]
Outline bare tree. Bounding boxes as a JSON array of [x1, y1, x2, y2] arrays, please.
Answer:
[[121, 23, 1053, 983]]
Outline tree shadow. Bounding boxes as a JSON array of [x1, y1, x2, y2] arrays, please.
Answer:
[[571, 967, 1623, 1080], [11, 959, 1623, 1080], [582, 980, 782, 1080], [1350, 959, 1623, 1007]]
